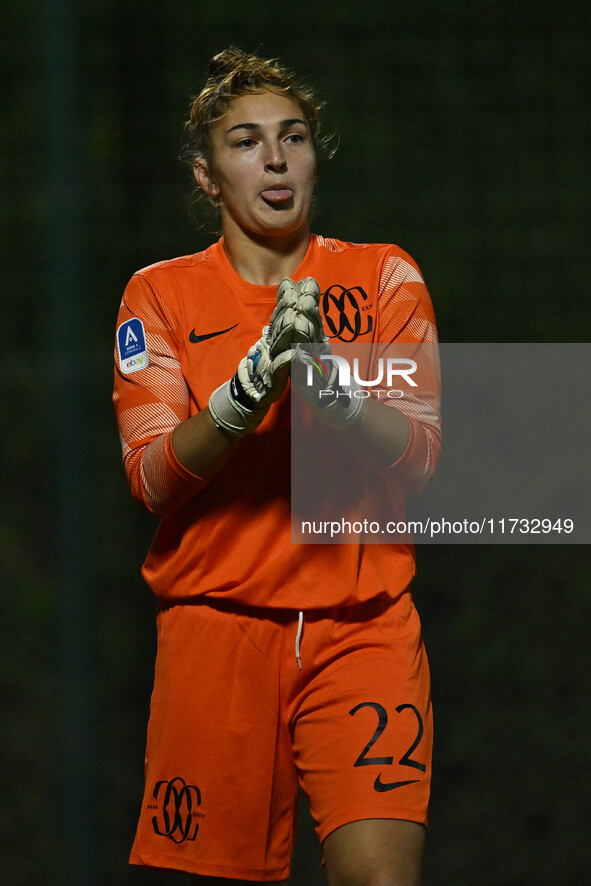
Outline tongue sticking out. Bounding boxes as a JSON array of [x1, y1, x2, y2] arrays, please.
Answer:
[[261, 189, 293, 203]]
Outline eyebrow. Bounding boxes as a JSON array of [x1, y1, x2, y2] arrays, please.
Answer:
[[226, 118, 308, 134]]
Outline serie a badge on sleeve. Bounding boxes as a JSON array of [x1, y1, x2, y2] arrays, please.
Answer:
[[117, 318, 149, 374]]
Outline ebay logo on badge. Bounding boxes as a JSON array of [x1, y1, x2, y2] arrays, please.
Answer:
[[117, 318, 149, 375]]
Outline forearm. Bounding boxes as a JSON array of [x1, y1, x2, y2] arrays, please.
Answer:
[[171, 406, 242, 479], [337, 397, 410, 472], [171, 337, 291, 478], [123, 409, 244, 517]]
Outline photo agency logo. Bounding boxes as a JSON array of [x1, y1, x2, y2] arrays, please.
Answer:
[[299, 349, 418, 401]]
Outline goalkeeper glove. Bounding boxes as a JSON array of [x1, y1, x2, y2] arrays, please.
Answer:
[[271, 275, 365, 429], [294, 344, 365, 429], [208, 331, 288, 436], [269, 276, 328, 358]]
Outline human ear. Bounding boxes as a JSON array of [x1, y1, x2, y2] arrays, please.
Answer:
[[193, 160, 220, 199]]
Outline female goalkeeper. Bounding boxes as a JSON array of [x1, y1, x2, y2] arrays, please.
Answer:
[[114, 46, 440, 886]]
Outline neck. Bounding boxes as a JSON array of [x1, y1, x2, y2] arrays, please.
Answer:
[[221, 221, 311, 285]]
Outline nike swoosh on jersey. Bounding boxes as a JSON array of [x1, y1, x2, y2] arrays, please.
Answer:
[[373, 774, 420, 792], [189, 324, 238, 343]]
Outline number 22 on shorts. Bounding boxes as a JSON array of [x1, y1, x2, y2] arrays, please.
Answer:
[[349, 701, 426, 792]]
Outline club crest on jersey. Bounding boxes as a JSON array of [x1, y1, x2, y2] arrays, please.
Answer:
[[117, 318, 149, 374]]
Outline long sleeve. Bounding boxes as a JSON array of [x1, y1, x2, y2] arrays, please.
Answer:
[[113, 273, 206, 516], [375, 248, 441, 493]]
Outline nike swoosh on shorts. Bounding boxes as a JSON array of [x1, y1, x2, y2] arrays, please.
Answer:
[[189, 324, 238, 343], [373, 774, 420, 792]]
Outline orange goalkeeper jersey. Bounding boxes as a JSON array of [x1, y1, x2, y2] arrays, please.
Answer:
[[113, 235, 440, 608]]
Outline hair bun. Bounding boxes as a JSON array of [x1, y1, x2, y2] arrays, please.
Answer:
[[208, 48, 248, 81]]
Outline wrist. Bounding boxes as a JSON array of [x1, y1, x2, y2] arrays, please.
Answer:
[[209, 376, 268, 437]]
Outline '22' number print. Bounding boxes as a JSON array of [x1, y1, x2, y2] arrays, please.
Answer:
[[349, 701, 426, 792]]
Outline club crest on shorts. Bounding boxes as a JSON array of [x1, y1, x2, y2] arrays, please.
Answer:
[[150, 776, 204, 843], [117, 318, 149, 374]]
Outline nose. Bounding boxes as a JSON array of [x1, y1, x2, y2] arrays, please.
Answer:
[[264, 140, 287, 173]]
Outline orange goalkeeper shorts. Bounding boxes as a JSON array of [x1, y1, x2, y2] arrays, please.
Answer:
[[129, 591, 432, 881]]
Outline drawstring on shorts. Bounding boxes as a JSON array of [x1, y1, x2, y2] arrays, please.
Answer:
[[295, 610, 304, 670]]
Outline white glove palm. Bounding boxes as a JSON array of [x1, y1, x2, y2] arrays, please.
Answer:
[[269, 276, 328, 359]]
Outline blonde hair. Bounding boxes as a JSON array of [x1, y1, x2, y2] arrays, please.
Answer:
[[180, 47, 334, 216]]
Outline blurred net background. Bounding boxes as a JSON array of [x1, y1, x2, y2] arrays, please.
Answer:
[[2, 1, 590, 883]]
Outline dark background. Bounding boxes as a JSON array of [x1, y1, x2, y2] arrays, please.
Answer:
[[2, 1, 590, 884]]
